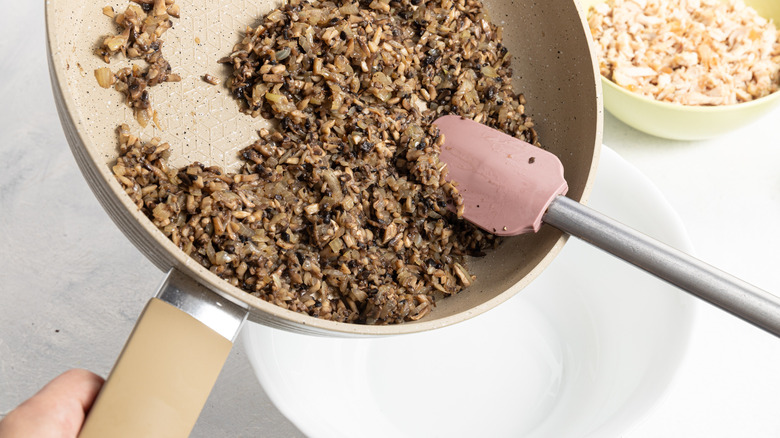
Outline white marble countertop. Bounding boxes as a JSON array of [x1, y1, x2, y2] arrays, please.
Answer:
[[2, 1, 780, 437]]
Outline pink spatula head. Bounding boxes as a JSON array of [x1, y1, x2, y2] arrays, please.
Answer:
[[434, 115, 568, 236]]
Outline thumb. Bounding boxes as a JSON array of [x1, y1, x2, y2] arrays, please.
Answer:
[[0, 369, 104, 438]]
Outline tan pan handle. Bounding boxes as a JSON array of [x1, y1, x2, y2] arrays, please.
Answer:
[[78, 297, 233, 438]]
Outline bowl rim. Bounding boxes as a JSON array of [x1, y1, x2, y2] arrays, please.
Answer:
[[601, 75, 780, 113]]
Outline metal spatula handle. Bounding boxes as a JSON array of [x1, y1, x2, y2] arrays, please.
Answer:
[[544, 195, 780, 338]]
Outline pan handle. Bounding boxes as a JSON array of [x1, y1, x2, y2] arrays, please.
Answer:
[[78, 269, 248, 438]]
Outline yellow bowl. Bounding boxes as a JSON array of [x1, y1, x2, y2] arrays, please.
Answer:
[[581, 0, 780, 140]]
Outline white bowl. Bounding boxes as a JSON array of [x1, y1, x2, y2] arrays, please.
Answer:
[[242, 146, 697, 437]]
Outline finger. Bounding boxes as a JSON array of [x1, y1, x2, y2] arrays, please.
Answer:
[[0, 369, 104, 438], [33, 369, 105, 415]]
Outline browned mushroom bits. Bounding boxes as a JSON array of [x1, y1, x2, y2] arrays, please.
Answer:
[[113, 0, 541, 324], [96, 0, 182, 128]]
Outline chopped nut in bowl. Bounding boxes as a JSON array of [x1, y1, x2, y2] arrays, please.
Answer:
[[582, 0, 780, 140]]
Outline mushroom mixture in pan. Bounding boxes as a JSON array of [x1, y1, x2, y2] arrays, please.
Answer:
[[111, 0, 540, 324], [95, 0, 182, 128]]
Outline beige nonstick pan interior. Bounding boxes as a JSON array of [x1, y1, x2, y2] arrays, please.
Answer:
[[47, 0, 602, 336]]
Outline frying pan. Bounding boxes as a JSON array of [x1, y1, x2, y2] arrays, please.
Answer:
[[45, 0, 602, 435]]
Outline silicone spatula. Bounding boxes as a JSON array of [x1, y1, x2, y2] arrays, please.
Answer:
[[434, 115, 780, 338]]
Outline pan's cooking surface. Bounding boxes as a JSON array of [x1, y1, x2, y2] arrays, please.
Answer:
[[54, 0, 276, 171], [47, 0, 601, 334]]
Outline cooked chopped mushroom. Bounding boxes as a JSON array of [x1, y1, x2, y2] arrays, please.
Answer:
[[94, 67, 115, 88], [225, 0, 537, 140], [203, 74, 221, 85], [102, 5, 116, 18], [96, 0, 181, 126], [113, 0, 541, 324]]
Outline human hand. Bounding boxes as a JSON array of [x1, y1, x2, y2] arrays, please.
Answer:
[[0, 369, 104, 438]]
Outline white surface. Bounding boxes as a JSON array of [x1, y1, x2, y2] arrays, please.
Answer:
[[1, 1, 779, 437], [605, 108, 780, 437], [243, 147, 697, 438]]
